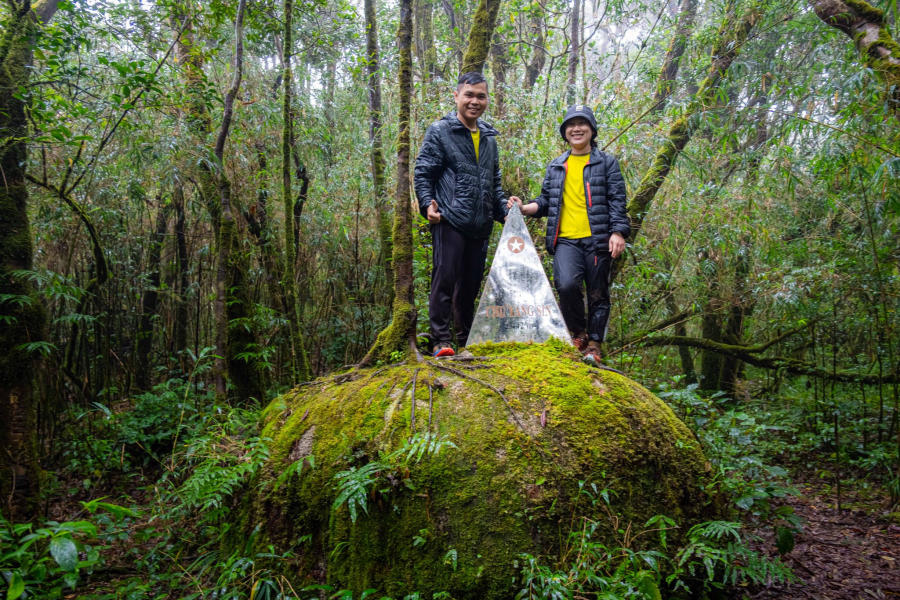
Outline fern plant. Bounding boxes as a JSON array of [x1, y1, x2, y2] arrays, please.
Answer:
[[332, 432, 457, 523]]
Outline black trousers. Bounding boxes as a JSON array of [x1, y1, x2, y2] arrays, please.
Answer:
[[553, 238, 611, 342], [429, 222, 488, 346]]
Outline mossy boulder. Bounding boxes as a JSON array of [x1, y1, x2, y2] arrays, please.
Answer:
[[243, 341, 721, 598]]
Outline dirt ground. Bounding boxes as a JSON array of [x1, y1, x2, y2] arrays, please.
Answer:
[[746, 480, 900, 599]]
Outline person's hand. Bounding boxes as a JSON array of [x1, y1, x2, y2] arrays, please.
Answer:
[[507, 196, 522, 209], [427, 199, 441, 224], [609, 232, 626, 258]]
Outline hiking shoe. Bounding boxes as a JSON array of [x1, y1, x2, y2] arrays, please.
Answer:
[[582, 341, 602, 366], [433, 342, 455, 358], [571, 332, 588, 353]]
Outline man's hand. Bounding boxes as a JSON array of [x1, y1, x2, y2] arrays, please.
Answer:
[[507, 196, 539, 216], [609, 232, 626, 259], [427, 199, 441, 224]]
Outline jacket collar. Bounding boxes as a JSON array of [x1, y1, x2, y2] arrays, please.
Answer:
[[549, 147, 602, 168], [443, 111, 498, 136]]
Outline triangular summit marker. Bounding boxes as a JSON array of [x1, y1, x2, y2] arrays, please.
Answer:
[[466, 204, 572, 347]]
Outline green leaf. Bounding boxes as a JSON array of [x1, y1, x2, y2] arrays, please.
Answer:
[[50, 536, 78, 571], [7, 572, 25, 600], [775, 526, 795, 555]]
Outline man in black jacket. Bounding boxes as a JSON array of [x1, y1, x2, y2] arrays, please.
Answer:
[[414, 72, 520, 357]]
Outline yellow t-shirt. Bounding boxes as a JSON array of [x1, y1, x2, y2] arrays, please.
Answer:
[[558, 153, 592, 239], [471, 130, 480, 161]]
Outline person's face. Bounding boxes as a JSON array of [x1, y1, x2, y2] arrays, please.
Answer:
[[565, 117, 593, 151], [453, 82, 489, 124]]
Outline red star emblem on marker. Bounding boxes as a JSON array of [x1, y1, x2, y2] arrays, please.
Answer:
[[507, 236, 525, 253]]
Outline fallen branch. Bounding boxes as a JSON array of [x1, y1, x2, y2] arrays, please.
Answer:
[[640, 335, 899, 384]]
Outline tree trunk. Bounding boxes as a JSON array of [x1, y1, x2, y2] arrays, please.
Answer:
[[282, 0, 312, 381], [491, 40, 510, 118], [720, 237, 753, 395], [245, 145, 286, 316], [650, 0, 697, 115], [0, 0, 60, 518], [611, 6, 760, 283], [136, 197, 170, 390], [365, 0, 393, 298], [698, 248, 723, 392], [172, 2, 219, 233], [172, 184, 190, 361], [361, 0, 418, 365], [665, 294, 696, 384], [460, 0, 502, 73], [566, 0, 580, 105], [523, 12, 545, 88], [809, 0, 900, 113], [212, 0, 263, 401]]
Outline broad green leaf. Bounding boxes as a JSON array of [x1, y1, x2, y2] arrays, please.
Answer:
[[50, 536, 78, 571], [7, 572, 25, 600]]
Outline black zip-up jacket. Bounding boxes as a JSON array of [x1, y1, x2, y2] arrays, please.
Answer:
[[531, 148, 630, 254], [414, 112, 508, 239]]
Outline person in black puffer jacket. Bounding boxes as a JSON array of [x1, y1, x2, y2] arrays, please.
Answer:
[[414, 72, 520, 357], [511, 105, 629, 364]]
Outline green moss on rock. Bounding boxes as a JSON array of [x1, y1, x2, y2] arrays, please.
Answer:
[[241, 342, 722, 598]]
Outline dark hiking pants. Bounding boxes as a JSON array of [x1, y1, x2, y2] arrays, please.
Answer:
[[429, 222, 488, 347], [553, 237, 611, 342]]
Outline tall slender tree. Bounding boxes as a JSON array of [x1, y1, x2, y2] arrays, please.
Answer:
[[361, 0, 417, 364], [282, 0, 312, 381], [365, 0, 393, 296], [0, 0, 61, 517], [566, 0, 580, 105]]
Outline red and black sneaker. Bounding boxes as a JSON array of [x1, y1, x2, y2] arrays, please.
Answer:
[[433, 342, 455, 358], [582, 341, 603, 366], [571, 332, 588, 353]]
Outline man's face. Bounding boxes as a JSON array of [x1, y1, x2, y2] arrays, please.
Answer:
[[453, 82, 489, 123]]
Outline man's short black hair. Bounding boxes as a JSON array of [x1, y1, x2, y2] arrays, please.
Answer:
[[457, 71, 487, 89]]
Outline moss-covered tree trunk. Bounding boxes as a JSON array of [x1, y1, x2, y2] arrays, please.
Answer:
[[650, 0, 697, 115], [611, 5, 760, 283], [365, 0, 393, 300], [810, 0, 900, 113], [460, 0, 501, 73], [0, 0, 60, 517], [360, 0, 417, 365], [282, 0, 312, 382]]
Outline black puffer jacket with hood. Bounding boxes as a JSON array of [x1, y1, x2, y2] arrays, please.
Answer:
[[531, 147, 630, 254], [414, 112, 508, 239]]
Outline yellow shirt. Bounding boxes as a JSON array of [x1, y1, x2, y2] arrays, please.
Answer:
[[471, 130, 480, 161], [558, 153, 591, 239]]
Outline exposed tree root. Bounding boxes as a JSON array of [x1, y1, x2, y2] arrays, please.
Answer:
[[431, 363, 527, 432]]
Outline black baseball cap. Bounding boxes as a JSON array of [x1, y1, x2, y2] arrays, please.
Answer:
[[559, 104, 598, 143]]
